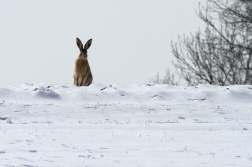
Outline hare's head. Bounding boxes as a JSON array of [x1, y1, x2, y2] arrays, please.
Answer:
[[76, 38, 92, 59]]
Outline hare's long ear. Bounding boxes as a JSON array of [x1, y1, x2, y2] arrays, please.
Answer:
[[76, 38, 83, 50], [84, 39, 92, 51]]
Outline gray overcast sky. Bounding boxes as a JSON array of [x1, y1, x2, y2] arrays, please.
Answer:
[[0, 0, 205, 85]]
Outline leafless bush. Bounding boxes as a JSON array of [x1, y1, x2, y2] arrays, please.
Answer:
[[172, 0, 252, 86]]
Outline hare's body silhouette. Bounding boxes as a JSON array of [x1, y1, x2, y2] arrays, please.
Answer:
[[74, 38, 93, 86]]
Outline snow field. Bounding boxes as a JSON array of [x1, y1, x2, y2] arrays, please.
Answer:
[[0, 83, 252, 166]]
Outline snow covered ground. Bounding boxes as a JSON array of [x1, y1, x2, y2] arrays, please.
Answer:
[[1, 83, 252, 167]]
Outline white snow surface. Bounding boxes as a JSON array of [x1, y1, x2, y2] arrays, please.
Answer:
[[0, 83, 252, 167]]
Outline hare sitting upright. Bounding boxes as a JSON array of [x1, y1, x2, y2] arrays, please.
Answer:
[[74, 38, 93, 86]]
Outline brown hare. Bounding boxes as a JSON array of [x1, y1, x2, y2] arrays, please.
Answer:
[[74, 38, 93, 86]]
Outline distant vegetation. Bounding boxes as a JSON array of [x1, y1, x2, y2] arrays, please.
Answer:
[[149, 69, 179, 86]]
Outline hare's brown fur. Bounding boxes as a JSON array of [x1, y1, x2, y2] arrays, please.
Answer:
[[74, 38, 93, 86]]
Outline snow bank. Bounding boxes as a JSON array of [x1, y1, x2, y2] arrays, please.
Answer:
[[1, 83, 252, 104]]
